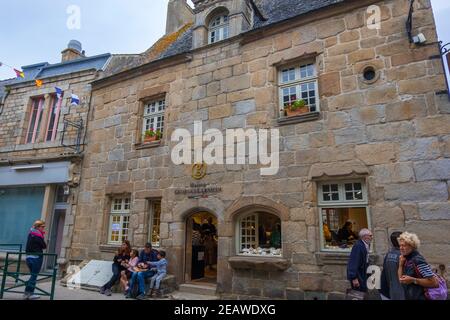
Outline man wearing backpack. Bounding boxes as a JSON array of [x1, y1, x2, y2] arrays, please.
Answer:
[[379, 231, 405, 300]]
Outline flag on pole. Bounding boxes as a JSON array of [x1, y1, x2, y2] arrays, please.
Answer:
[[14, 69, 25, 78], [71, 94, 80, 106], [35, 79, 43, 87], [55, 87, 63, 99]]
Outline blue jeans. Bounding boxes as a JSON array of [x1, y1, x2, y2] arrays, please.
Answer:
[[25, 256, 43, 294], [129, 270, 155, 295], [150, 273, 166, 290], [103, 263, 122, 289]]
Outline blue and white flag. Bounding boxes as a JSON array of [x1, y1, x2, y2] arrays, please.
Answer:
[[55, 87, 63, 100], [71, 94, 80, 106]]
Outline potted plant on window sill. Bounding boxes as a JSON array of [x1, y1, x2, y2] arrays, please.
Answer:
[[283, 99, 309, 117], [143, 129, 162, 143]]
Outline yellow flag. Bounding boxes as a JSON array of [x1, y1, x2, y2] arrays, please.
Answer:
[[35, 79, 43, 87]]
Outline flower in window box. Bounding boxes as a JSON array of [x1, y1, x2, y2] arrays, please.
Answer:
[[284, 99, 309, 117], [143, 129, 162, 143]]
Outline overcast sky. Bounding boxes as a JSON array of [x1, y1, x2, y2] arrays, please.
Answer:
[[0, 0, 449, 80]]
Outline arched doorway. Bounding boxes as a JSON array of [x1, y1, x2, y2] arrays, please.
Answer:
[[185, 211, 218, 284]]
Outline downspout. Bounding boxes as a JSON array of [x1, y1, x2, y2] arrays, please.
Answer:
[[79, 83, 92, 154], [406, 0, 415, 43]]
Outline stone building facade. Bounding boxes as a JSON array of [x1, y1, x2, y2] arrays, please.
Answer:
[[69, 0, 450, 299], [0, 42, 124, 271]]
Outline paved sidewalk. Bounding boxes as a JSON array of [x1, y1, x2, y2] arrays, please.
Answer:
[[1, 280, 217, 300]]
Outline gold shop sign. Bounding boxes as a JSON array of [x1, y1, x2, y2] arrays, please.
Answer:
[[192, 163, 207, 180]]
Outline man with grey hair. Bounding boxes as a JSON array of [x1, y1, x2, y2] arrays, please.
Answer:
[[347, 227, 373, 293]]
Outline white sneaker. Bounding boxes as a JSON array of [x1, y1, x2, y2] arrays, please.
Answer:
[[28, 295, 41, 300]]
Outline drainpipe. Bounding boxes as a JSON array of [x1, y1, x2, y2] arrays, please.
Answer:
[[406, 0, 415, 43]]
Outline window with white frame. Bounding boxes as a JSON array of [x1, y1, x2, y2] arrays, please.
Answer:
[[318, 181, 370, 252], [108, 197, 131, 245], [208, 14, 229, 44], [237, 212, 282, 257], [142, 98, 165, 139], [26, 97, 45, 144], [148, 200, 161, 247], [45, 94, 63, 142], [279, 61, 319, 116]]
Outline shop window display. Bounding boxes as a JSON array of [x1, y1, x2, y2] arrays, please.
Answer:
[[318, 181, 370, 251], [238, 212, 282, 256]]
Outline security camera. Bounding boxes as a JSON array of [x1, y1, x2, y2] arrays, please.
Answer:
[[412, 33, 427, 44]]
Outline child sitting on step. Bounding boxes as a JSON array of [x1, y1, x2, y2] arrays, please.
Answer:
[[120, 249, 139, 293], [148, 250, 167, 298]]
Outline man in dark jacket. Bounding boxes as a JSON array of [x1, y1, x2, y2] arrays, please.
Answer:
[[126, 243, 159, 299], [379, 231, 405, 300], [347, 228, 373, 292], [24, 220, 47, 300]]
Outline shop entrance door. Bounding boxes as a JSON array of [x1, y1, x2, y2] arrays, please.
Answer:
[[46, 185, 68, 269], [185, 212, 217, 284]]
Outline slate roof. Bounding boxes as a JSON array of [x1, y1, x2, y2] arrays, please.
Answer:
[[252, 0, 344, 29], [92, 0, 347, 82], [2, 53, 112, 87], [102, 54, 143, 77], [150, 0, 345, 62], [158, 27, 194, 60]]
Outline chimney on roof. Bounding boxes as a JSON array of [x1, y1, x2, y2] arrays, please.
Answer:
[[166, 0, 194, 35], [61, 40, 85, 62]]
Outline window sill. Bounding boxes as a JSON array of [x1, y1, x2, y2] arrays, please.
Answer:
[[277, 111, 320, 126], [99, 244, 120, 253], [134, 140, 161, 150], [228, 256, 290, 271]]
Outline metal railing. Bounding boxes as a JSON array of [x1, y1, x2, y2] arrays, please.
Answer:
[[0, 250, 58, 300], [61, 117, 84, 154], [0, 244, 22, 284]]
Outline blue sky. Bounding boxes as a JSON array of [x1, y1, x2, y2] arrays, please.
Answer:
[[0, 0, 449, 80]]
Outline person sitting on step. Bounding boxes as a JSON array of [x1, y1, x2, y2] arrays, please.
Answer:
[[148, 250, 168, 298], [120, 249, 139, 293], [126, 243, 159, 300]]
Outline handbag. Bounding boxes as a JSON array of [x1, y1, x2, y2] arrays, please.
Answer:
[[412, 261, 448, 300], [345, 288, 367, 300], [425, 275, 448, 300]]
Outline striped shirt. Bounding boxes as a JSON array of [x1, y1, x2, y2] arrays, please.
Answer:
[[404, 251, 434, 279], [416, 262, 434, 278]]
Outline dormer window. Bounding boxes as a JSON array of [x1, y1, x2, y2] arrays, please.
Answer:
[[209, 14, 229, 44]]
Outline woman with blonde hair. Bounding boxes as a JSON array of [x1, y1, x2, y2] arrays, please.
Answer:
[[398, 232, 439, 300], [24, 220, 47, 300]]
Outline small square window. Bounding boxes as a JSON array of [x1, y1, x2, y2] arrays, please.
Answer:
[[278, 61, 319, 118]]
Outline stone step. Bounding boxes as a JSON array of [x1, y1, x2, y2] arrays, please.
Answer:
[[170, 291, 219, 300], [178, 283, 217, 296]]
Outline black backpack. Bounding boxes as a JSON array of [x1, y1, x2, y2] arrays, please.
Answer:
[[130, 280, 140, 298]]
